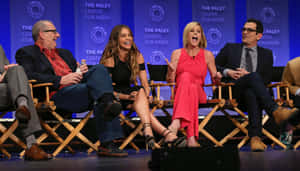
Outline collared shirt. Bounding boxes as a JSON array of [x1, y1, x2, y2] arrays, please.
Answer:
[[240, 46, 258, 72], [35, 43, 72, 77], [35, 43, 72, 97]]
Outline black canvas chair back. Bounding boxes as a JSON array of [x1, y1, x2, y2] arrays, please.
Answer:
[[147, 64, 168, 82], [272, 66, 285, 82]]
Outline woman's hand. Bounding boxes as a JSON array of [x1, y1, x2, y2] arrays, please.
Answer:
[[212, 72, 222, 84], [128, 91, 138, 100], [165, 58, 175, 72]]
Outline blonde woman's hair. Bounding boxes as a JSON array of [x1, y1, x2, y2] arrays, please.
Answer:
[[182, 22, 207, 48], [100, 25, 140, 83]]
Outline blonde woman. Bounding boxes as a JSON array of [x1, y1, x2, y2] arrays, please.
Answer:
[[166, 22, 222, 147]]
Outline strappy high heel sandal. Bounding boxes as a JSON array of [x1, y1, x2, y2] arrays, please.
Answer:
[[143, 123, 156, 151], [161, 129, 187, 148]]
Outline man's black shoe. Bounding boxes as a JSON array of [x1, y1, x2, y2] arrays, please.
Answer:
[[100, 101, 122, 121], [98, 93, 122, 121], [97, 141, 128, 157]]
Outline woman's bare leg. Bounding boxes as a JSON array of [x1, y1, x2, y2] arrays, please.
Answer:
[[133, 89, 177, 142], [132, 89, 153, 136], [168, 119, 181, 136]]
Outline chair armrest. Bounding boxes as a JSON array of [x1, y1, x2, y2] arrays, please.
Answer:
[[28, 80, 37, 83], [267, 81, 293, 107], [31, 82, 54, 103], [150, 82, 176, 87], [267, 82, 288, 88], [32, 82, 54, 88]]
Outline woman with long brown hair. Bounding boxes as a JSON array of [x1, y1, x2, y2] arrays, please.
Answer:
[[100, 25, 185, 150]]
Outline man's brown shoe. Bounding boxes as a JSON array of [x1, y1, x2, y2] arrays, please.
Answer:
[[250, 136, 267, 152], [272, 107, 299, 125], [15, 106, 31, 128], [24, 144, 53, 161]]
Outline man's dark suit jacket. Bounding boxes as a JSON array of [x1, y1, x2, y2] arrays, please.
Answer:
[[215, 43, 273, 85], [15, 45, 77, 90]]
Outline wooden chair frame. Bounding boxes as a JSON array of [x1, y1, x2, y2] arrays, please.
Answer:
[[147, 63, 233, 147], [23, 82, 98, 157], [219, 81, 288, 149], [87, 98, 161, 153], [0, 80, 38, 158]]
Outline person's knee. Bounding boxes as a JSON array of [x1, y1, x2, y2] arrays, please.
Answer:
[[138, 88, 146, 95], [247, 72, 262, 81], [7, 65, 24, 72], [6, 65, 26, 76], [244, 88, 255, 97], [94, 64, 106, 72]]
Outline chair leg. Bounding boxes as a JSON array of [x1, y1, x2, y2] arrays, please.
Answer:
[[198, 104, 223, 147], [119, 123, 143, 150], [0, 121, 27, 158], [41, 121, 75, 154], [261, 115, 287, 149], [51, 110, 97, 157], [262, 128, 286, 149], [0, 122, 27, 149], [129, 142, 140, 152], [161, 108, 172, 118], [219, 121, 249, 145], [294, 140, 300, 149], [87, 140, 100, 154], [221, 109, 249, 147], [118, 113, 144, 151], [20, 122, 63, 157], [238, 136, 250, 149], [0, 121, 19, 145], [0, 147, 11, 159]]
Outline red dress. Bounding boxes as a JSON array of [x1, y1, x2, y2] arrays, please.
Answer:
[[172, 48, 207, 139]]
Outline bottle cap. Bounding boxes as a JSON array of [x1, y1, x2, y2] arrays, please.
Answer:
[[81, 59, 86, 65]]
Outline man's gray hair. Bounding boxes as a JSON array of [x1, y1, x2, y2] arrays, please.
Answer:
[[32, 20, 53, 42]]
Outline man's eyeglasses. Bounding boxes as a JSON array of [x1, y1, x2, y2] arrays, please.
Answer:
[[43, 29, 57, 33], [241, 28, 257, 33]]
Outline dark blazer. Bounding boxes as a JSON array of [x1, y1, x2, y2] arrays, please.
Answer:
[[215, 43, 273, 85], [15, 45, 77, 89]]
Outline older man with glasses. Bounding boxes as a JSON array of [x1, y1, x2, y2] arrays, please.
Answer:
[[215, 18, 300, 152], [15, 20, 128, 157]]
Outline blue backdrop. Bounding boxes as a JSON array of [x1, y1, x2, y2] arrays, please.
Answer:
[[0, 0, 300, 118], [1, 0, 299, 64]]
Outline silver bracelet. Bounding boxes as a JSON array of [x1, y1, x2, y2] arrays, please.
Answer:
[[116, 92, 120, 101]]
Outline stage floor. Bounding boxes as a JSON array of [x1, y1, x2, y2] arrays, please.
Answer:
[[1, 147, 300, 171]]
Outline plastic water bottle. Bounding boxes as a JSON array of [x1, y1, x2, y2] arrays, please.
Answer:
[[76, 59, 86, 73]]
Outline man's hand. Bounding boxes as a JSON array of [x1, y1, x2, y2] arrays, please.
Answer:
[[236, 68, 250, 77], [227, 68, 250, 80], [4, 64, 18, 71], [60, 72, 83, 85], [78, 62, 88, 74]]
